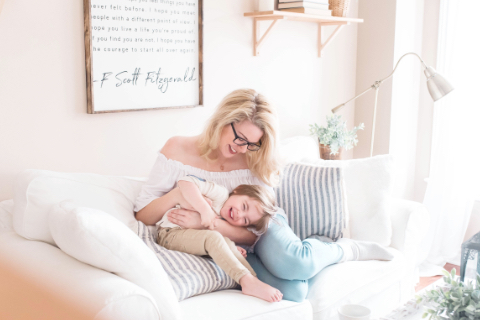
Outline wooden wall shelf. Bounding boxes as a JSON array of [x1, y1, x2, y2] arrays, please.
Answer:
[[244, 11, 363, 57]]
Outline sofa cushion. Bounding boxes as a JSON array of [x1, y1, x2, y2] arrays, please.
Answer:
[[307, 248, 406, 319], [180, 289, 313, 320], [275, 164, 347, 241], [13, 169, 144, 245], [48, 201, 181, 320], [305, 155, 394, 246], [134, 220, 239, 301]]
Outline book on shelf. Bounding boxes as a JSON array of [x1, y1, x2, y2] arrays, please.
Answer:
[[281, 7, 332, 16], [278, 1, 329, 10]]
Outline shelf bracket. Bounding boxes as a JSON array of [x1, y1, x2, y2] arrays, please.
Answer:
[[247, 11, 361, 58], [318, 22, 349, 57], [253, 17, 284, 56]]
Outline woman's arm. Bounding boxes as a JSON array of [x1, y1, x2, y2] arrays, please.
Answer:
[[167, 209, 257, 246], [135, 188, 182, 225], [135, 137, 187, 226], [214, 219, 257, 246]]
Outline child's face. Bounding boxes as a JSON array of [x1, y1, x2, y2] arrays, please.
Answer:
[[220, 195, 263, 227]]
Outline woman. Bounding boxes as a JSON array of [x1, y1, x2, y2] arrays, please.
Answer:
[[135, 89, 392, 302]]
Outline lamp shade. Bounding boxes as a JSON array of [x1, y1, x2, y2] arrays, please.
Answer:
[[424, 66, 454, 101]]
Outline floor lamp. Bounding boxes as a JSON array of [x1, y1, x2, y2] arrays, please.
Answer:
[[331, 52, 454, 157]]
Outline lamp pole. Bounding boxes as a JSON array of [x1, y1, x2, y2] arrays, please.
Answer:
[[331, 52, 453, 157]]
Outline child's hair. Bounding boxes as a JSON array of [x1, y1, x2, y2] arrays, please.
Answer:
[[230, 184, 276, 233]]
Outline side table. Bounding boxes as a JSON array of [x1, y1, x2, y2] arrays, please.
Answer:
[[377, 279, 446, 320], [378, 299, 424, 320]]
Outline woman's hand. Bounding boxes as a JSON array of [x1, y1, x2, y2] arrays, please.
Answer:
[[200, 209, 218, 230], [167, 208, 205, 229]]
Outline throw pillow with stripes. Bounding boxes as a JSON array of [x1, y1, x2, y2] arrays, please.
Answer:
[[135, 221, 238, 301], [275, 163, 347, 241]]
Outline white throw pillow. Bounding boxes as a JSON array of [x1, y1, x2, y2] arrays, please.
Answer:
[[303, 155, 394, 246], [279, 135, 320, 164], [49, 201, 181, 320], [13, 169, 145, 245]]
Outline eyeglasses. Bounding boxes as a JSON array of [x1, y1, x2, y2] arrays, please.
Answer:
[[230, 123, 262, 151]]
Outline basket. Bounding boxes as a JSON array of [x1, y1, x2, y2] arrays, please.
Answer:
[[329, 0, 351, 17]]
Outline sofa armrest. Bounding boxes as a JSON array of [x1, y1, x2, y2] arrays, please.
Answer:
[[0, 231, 161, 320], [389, 198, 429, 261]]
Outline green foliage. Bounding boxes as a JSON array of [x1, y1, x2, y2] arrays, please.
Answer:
[[416, 269, 480, 320], [309, 115, 364, 155]]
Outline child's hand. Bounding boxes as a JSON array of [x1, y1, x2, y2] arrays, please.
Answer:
[[201, 209, 217, 230], [236, 246, 247, 258], [176, 187, 213, 211], [203, 196, 213, 208]]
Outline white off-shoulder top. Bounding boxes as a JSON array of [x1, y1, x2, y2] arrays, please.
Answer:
[[134, 152, 271, 213], [134, 152, 274, 251]]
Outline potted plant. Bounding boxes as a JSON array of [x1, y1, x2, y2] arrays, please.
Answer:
[[309, 114, 364, 160], [416, 269, 480, 320]]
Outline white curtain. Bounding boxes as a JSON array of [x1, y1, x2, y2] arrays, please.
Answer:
[[419, 0, 480, 276]]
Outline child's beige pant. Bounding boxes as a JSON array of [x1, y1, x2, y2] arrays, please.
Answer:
[[157, 227, 256, 283]]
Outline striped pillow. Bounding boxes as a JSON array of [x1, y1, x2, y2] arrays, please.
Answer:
[[135, 222, 238, 301], [275, 163, 347, 241]]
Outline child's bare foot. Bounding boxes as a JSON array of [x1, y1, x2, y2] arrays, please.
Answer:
[[239, 274, 283, 302]]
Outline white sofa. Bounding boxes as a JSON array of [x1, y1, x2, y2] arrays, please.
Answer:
[[0, 136, 429, 320]]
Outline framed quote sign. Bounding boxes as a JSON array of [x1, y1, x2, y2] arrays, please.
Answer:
[[83, 0, 203, 113]]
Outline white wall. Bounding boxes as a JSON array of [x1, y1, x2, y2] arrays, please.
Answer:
[[354, 0, 440, 202], [353, 0, 397, 159], [0, 0, 359, 200]]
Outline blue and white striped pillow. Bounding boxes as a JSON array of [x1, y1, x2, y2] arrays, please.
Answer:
[[275, 163, 347, 241], [136, 222, 238, 301]]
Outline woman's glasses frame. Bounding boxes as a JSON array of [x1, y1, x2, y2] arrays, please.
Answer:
[[230, 123, 262, 151]]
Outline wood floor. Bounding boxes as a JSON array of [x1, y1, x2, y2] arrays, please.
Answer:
[[415, 263, 459, 292]]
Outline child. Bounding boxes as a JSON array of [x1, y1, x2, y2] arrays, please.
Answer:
[[156, 174, 282, 302]]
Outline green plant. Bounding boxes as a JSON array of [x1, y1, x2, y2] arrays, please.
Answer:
[[309, 115, 364, 155], [416, 269, 480, 320]]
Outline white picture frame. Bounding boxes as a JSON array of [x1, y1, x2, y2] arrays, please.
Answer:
[[83, 0, 203, 113]]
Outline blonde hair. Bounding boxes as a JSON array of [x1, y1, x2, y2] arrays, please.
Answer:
[[230, 184, 276, 233], [198, 89, 280, 186]]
